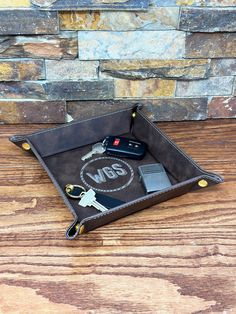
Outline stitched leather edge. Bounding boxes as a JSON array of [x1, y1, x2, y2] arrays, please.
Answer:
[[76, 173, 220, 234]]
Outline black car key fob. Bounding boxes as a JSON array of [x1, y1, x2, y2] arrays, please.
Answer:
[[103, 136, 147, 160]]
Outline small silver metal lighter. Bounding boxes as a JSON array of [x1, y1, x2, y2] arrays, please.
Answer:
[[138, 163, 172, 194]]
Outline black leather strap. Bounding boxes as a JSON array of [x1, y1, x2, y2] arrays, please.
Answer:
[[96, 193, 125, 209]]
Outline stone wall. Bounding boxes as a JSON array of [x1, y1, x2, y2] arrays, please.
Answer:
[[0, 0, 235, 123]]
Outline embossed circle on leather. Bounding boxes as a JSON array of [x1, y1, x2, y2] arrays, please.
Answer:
[[80, 157, 134, 193]]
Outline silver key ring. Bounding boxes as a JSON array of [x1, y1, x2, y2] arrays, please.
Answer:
[[65, 184, 86, 199], [80, 191, 86, 198]]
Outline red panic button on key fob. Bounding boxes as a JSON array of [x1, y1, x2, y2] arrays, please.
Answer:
[[104, 136, 147, 160], [113, 138, 120, 146]]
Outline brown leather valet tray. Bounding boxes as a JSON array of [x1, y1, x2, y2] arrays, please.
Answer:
[[10, 105, 223, 239]]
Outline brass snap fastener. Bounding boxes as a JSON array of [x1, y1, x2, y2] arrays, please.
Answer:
[[22, 142, 31, 151], [76, 224, 85, 234], [198, 179, 208, 188]]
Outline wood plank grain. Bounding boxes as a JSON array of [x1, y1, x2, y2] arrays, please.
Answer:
[[0, 120, 235, 313]]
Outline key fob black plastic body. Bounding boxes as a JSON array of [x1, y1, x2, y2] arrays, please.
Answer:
[[104, 136, 147, 160]]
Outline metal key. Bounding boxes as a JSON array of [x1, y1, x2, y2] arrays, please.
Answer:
[[81, 142, 106, 161], [79, 189, 108, 212]]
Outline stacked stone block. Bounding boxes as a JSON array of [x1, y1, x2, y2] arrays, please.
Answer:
[[0, 0, 235, 123]]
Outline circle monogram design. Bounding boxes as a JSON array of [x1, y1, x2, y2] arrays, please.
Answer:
[[80, 157, 134, 193]]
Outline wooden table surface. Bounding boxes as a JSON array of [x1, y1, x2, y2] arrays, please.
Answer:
[[0, 120, 235, 314]]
